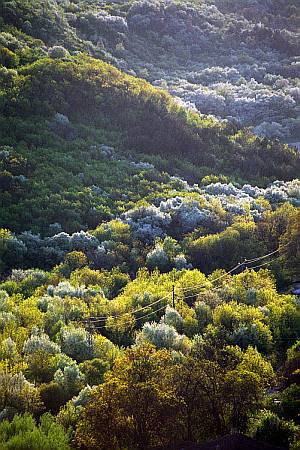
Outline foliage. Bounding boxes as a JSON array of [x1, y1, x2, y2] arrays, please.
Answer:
[[0, 1, 299, 448], [249, 410, 299, 449], [0, 412, 71, 450], [75, 345, 183, 449]]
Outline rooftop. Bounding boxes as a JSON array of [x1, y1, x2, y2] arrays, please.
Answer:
[[156, 434, 286, 450]]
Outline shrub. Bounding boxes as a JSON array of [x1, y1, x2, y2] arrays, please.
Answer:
[[0, 412, 71, 450], [48, 46, 70, 59], [249, 410, 298, 448], [0, 47, 19, 68], [23, 332, 61, 356], [59, 326, 91, 362], [136, 321, 190, 353]]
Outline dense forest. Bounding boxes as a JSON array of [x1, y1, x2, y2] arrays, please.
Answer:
[[0, 1, 299, 449], [1, 0, 299, 139]]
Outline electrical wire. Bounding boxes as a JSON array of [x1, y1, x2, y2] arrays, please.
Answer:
[[179, 262, 243, 293], [92, 303, 168, 331], [244, 248, 279, 263], [181, 255, 283, 301], [180, 241, 291, 293], [86, 293, 171, 323], [133, 304, 167, 322], [244, 240, 291, 264], [247, 255, 282, 270], [83, 241, 291, 331]]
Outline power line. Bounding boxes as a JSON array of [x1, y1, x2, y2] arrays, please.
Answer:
[[180, 255, 283, 301], [85, 293, 170, 323], [82, 241, 291, 333], [92, 303, 168, 331], [85, 293, 170, 327], [134, 304, 167, 323], [180, 241, 291, 293], [244, 242, 289, 264], [248, 255, 282, 270], [180, 262, 242, 293]]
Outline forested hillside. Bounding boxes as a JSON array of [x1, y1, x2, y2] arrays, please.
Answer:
[[0, 1, 299, 449], [1, 0, 299, 138]]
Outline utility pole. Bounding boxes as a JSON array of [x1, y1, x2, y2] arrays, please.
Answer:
[[171, 269, 176, 309], [86, 318, 94, 357], [240, 256, 247, 272], [172, 284, 175, 309]]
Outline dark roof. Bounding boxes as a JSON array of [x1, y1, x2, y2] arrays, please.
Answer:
[[287, 282, 300, 295], [156, 434, 286, 450], [196, 434, 286, 450]]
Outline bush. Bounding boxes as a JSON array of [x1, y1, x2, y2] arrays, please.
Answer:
[[48, 46, 70, 59], [23, 332, 61, 355], [146, 245, 170, 272], [250, 410, 298, 448], [79, 358, 109, 386], [136, 321, 191, 353], [39, 382, 68, 414], [0, 47, 19, 68], [0, 413, 71, 450], [59, 326, 91, 362]]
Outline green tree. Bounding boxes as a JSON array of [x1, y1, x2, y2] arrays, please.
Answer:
[[0, 369, 42, 416], [75, 345, 183, 449], [249, 410, 298, 449], [169, 346, 274, 441], [79, 358, 109, 386], [0, 412, 71, 450], [0, 48, 19, 68]]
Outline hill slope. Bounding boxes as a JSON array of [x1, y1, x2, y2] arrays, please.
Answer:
[[0, 4, 299, 450], [1, 0, 299, 139], [1, 55, 300, 234]]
